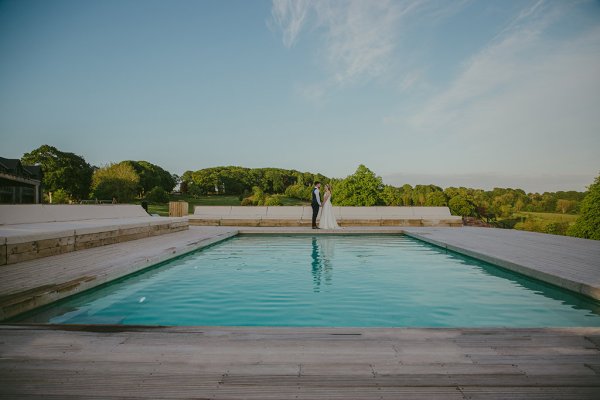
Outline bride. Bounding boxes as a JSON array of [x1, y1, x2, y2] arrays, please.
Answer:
[[318, 184, 340, 229]]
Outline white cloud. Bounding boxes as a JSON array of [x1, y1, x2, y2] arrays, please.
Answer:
[[271, 0, 423, 90], [399, 2, 600, 173], [270, 0, 313, 48]]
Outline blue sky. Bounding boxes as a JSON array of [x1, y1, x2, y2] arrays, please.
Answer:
[[1, 0, 599, 192]]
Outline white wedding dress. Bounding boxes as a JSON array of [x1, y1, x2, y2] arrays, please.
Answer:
[[318, 194, 340, 229]]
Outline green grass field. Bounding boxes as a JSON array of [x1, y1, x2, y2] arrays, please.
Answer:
[[143, 194, 308, 216], [510, 211, 579, 236], [513, 211, 578, 223]]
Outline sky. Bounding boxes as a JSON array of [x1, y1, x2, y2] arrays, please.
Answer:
[[1, 0, 599, 193]]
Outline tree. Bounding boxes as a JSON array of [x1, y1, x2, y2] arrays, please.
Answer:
[[381, 185, 403, 206], [401, 184, 413, 206], [21, 144, 93, 202], [124, 161, 176, 196], [333, 165, 383, 206], [145, 186, 170, 204], [556, 199, 577, 214], [448, 195, 475, 217], [568, 174, 600, 240], [425, 191, 448, 206], [91, 162, 140, 203], [411, 185, 443, 206]]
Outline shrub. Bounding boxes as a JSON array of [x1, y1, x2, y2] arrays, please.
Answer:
[[51, 189, 71, 204], [264, 195, 283, 206], [91, 162, 139, 203], [145, 186, 170, 204], [285, 184, 311, 200], [252, 186, 266, 205], [241, 197, 253, 206], [569, 174, 600, 240], [544, 222, 569, 236], [514, 218, 545, 233]]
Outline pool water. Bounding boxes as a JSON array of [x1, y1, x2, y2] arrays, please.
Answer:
[[18, 235, 600, 327]]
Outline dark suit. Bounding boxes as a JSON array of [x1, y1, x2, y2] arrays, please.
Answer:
[[311, 187, 320, 228]]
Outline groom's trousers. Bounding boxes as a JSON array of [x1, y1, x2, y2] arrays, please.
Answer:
[[311, 204, 319, 227]]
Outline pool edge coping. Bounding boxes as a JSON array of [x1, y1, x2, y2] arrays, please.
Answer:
[[402, 230, 600, 302]]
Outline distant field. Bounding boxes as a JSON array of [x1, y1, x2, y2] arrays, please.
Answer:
[[143, 194, 308, 216], [513, 212, 578, 223], [510, 211, 579, 236]]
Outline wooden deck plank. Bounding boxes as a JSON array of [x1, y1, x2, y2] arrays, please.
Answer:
[[1, 325, 599, 399]]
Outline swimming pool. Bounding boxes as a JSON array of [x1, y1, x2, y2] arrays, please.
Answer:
[[17, 235, 600, 327]]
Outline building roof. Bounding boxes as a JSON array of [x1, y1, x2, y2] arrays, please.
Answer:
[[0, 157, 42, 181]]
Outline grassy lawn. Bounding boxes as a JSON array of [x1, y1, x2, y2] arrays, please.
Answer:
[[142, 194, 308, 216], [513, 211, 578, 223], [508, 211, 579, 236]]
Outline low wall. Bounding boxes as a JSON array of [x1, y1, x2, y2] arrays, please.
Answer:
[[0, 205, 189, 265], [190, 206, 463, 227], [0, 204, 149, 225]]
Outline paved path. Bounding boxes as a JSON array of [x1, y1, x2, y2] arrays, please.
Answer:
[[404, 227, 600, 300], [1, 324, 599, 399]]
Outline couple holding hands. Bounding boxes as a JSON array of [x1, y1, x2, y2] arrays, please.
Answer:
[[311, 182, 340, 230]]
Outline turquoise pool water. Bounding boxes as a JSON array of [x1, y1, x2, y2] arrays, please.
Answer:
[[18, 235, 600, 327]]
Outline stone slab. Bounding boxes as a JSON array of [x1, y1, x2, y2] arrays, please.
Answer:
[[403, 227, 600, 301]]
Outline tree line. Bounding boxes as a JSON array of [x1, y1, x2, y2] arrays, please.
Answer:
[[181, 164, 598, 239], [21, 145, 176, 203], [17, 145, 598, 239], [181, 164, 586, 217]]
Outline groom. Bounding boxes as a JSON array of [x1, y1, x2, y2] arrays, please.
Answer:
[[311, 182, 322, 229]]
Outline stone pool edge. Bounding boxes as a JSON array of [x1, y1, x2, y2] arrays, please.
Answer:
[[402, 229, 600, 302]]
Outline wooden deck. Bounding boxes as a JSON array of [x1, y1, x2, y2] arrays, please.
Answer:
[[1, 325, 599, 399]]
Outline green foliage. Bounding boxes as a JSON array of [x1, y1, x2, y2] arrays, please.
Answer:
[[240, 187, 283, 206], [124, 161, 176, 195], [381, 185, 403, 206], [333, 165, 383, 206], [91, 162, 140, 203], [285, 183, 312, 200], [448, 195, 475, 217], [568, 174, 600, 240], [425, 191, 448, 206], [514, 218, 545, 233], [264, 194, 283, 206], [50, 189, 71, 204], [145, 186, 170, 204], [252, 186, 266, 205], [21, 144, 93, 201], [411, 185, 443, 206], [180, 166, 328, 196], [544, 222, 569, 236], [555, 199, 578, 214]]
